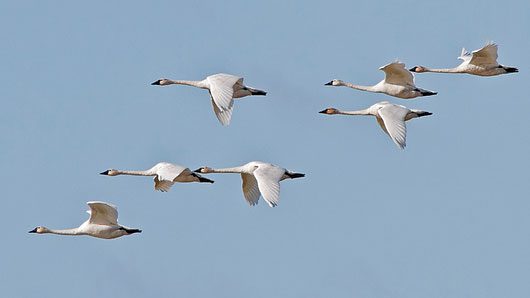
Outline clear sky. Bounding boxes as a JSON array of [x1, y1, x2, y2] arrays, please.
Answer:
[[1, 1, 529, 297]]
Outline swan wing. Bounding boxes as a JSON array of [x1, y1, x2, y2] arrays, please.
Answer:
[[87, 201, 119, 225], [210, 98, 233, 126], [253, 164, 285, 207], [241, 173, 261, 206], [152, 162, 186, 192], [377, 104, 409, 149], [207, 73, 242, 111], [380, 62, 414, 86], [458, 47, 472, 61], [469, 43, 499, 67]]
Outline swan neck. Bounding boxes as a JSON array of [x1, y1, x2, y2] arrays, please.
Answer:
[[169, 79, 208, 89], [47, 228, 82, 236], [342, 82, 374, 92], [210, 166, 244, 174], [337, 109, 371, 116], [424, 67, 461, 73], [116, 170, 155, 176]]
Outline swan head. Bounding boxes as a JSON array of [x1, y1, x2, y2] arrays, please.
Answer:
[[319, 108, 339, 115], [151, 78, 172, 86], [409, 66, 426, 73], [29, 226, 49, 234], [325, 79, 343, 86], [194, 166, 213, 174], [100, 169, 120, 176]]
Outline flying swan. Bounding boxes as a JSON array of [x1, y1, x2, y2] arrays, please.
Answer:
[[410, 42, 518, 76], [100, 162, 214, 192], [194, 161, 305, 207], [319, 101, 432, 149], [151, 73, 266, 126], [29, 201, 141, 239], [325, 61, 437, 99]]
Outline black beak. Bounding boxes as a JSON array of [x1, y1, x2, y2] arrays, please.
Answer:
[[324, 81, 333, 86], [29, 228, 37, 233], [151, 80, 161, 85], [409, 67, 417, 72], [193, 168, 202, 173], [100, 170, 110, 175], [318, 109, 328, 114]]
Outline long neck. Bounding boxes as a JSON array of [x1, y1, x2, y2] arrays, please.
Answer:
[[340, 81, 376, 92], [209, 166, 244, 174], [116, 169, 155, 176], [336, 108, 372, 116], [423, 67, 461, 73], [46, 228, 82, 236], [167, 79, 208, 89]]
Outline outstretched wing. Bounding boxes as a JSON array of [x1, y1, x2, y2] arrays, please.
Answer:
[[380, 62, 414, 86], [241, 173, 261, 206], [253, 164, 286, 207], [469, 43, 499, 67], [153, 162, 186, 192], [377, 104, 410, 149], [207, 73, 242, 111], [87, 201, 119, 225], [458, 47, 472, 61], [210, 98, 233, 126]]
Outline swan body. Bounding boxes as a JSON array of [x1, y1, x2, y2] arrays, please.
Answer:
[[325, 62, 437, 99], [194, 161, 304, 207], [410, 42, 518, 76], [151, 73, 267, 125], [100, 162, 214, 192], [319, 101, 432, 149], [29, 201, 141, 239]]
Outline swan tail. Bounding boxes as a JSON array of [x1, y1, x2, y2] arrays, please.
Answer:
[[246, 87, 267, 96], [191, 172, 214, 183], [120, 227, 142, 234], [285, 172, 305, 179], [415, 110, 433, 118], [503, 66, 518, 73], [417, 89, 437, 97]]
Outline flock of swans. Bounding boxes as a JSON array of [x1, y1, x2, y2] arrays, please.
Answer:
[[29, 42, 517, 239]]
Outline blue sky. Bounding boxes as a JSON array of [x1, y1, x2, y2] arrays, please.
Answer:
[[1, 1, 529, 297]]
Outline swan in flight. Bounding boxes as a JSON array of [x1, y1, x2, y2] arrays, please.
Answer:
[[151, 73, 267, 126], [319, 101, 432, 149], [325, 62, 437, 99], [194, 161, 305, 207], [29, 201, 141, 239], [410, 42, 518, 76], [100, 162, 214, 192]]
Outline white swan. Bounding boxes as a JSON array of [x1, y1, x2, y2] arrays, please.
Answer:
[[100, 162, 213, 192], [325, 62, 437, 99], [319, 101, 432, 149], [29, 201, 141, 239], [151, 73, 267, 125], [194, 161, 305, 207], [410, 42, 518, 76]]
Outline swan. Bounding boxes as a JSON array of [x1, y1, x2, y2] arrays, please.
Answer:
[[151, 73, 267, 126], [29, 201, 141, 239], [325, 62, 437, 99], [100, 162, 214, 192], [194, 161, 305, 207], [410, 42, 518, 76], [319, 101, 432, 149]]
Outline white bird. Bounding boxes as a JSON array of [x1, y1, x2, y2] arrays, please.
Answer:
[[151, 73, 267, 126], [194, 161, 305, 207], [100, 162, 214, 192], [319, 101, 432, 149], [29, 201, 141, 239], [410, 42, 518, 76], [325, 61, 437, 99]]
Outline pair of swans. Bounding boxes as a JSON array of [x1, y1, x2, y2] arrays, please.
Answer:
[[320, 102, 432, 149], [100, 161, 304, 208], [326, 61, 437, 99], [410, 43, 518, 76], [30, 201, 141, 239], [152, 73, 266, 126]]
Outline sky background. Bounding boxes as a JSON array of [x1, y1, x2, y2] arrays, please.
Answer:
[[1, 1, 529, 297]]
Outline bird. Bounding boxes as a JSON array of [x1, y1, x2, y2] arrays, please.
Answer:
[[29, 201, 141, 239], [409, 42, 518, 76], [100, 162, 214, 192], [194, 161, 305, 207], [319, 101, 432, 149], [325, 61, 437, 99], [151, 73, 267, 126]]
